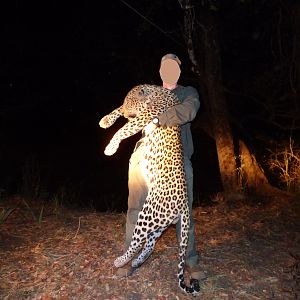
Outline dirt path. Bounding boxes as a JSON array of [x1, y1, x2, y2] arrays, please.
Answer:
[[0, 195, 299, 299]]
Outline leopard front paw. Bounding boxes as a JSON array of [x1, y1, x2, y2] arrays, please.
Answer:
[[104, 142, 119, 156], [99, 115, 112, 129]]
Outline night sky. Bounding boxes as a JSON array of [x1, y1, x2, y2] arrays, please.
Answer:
[[1, 1, 298, 210]]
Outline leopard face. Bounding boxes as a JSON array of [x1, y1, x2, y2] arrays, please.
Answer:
[[122, 85, 155, 118]]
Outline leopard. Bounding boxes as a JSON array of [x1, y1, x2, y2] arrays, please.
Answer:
[[99, 84, 200, 295]]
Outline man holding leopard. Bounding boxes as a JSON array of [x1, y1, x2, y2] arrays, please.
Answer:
[[100, 53, 204, 286]]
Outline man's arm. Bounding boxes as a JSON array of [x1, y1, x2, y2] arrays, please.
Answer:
[[158, 86, 200, 127]]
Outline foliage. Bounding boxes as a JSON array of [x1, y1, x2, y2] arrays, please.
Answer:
[[267, 139, 300, 192], [103, 192, 125, 212], [21, 154, 41, 200], [0, 207, 15, 225], [0, 197, 45, 225], [52, 181, 83, 207]]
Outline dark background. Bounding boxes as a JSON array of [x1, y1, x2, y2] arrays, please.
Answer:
[[1, 1, 298, 210]]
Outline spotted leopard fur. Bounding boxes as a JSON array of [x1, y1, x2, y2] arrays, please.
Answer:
[[100, 84, 200, 295]]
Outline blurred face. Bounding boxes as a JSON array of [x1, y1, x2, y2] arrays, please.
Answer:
[[159, 59, 181, 85]]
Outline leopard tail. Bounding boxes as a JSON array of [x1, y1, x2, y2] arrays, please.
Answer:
[[177, 213, 200, 296]]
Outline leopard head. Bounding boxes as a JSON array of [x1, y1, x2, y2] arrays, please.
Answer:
[[122, 85, 154, 119]]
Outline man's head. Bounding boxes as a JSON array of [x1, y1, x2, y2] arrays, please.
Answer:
[[159, 54, 181, 86]]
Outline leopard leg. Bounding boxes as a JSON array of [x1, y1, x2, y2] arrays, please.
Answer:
[[132, 226, 166, 268], [114, 227, 147, 268], [114, 240, 143, 268]]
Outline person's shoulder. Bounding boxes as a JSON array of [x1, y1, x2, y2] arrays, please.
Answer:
[[177, 84, 197, 91], [178, 85, 199, 97]]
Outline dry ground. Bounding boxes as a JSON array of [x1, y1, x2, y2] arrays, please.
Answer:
[[0, 194, 299, 299]]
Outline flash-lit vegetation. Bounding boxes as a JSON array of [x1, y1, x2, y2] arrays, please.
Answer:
[[267, 139, 300, 193]]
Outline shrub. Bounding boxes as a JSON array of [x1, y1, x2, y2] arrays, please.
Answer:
[[267, 138, 300, 192]]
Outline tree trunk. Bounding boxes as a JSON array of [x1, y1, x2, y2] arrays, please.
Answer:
[[182, 2, 239, 193], [180, 0, 280, 197], [202, 17, 239, 193], [239, 140, 290, 197]]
